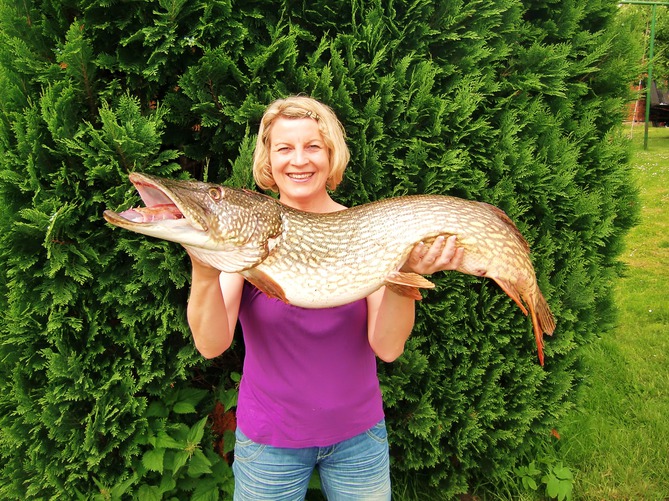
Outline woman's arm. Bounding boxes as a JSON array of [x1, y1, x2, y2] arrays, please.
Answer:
[[367, 235, 464, 362], [186, 255, 245, 359]]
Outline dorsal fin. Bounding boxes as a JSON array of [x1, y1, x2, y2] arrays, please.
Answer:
[[478, 202, 531, 253]]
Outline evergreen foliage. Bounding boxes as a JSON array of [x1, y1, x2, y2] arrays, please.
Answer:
[[620, 3, 669, 85], [0, 0, 639, 498]]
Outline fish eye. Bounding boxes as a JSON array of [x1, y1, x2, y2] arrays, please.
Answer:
[[208, 187, 223, 201]]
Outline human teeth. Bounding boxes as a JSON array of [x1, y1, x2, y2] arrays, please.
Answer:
[[288, 173, 312, 179]]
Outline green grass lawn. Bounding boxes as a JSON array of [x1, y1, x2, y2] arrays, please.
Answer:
[[556, 124, 669, 499]]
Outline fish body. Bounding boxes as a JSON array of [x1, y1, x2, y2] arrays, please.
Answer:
[[104, 173, 556, 364]]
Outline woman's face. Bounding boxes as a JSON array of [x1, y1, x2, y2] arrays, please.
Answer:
[[268, 117, 332, 210]]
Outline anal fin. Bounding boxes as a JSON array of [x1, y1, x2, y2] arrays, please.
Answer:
[[491, 277, 529, 316]]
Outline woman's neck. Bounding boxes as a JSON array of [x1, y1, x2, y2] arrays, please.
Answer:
[[279, 192, 346, 213]]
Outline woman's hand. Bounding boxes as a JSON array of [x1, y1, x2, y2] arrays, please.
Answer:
[[401, 235, 464, 275]]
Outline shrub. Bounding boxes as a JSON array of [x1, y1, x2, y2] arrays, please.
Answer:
[[0, 0, 639, 498]]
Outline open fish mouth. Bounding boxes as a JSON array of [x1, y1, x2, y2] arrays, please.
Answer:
[[103, 173, 207, 244], [114, 175, 186, 223]]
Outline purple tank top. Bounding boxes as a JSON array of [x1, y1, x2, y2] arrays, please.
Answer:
[[236, 281, 384, 448]]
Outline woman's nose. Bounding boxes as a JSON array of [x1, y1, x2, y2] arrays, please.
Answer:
[[291, 147, 308, 166]]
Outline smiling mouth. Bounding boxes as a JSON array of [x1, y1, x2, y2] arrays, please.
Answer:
[[287, 173, 314, 180]]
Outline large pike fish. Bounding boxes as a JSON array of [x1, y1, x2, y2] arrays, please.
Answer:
[[104, 173, 556, 364]]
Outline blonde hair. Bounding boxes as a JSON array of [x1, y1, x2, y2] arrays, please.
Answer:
[[252, 96, 350, 192]]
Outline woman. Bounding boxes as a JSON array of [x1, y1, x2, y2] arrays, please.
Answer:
[[187, 96, 464, 500]]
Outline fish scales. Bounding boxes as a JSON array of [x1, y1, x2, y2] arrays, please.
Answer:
[[264, 197, 497, 303], [103, 173, 556, 365]]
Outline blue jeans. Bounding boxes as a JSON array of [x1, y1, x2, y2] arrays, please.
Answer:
[[232, 420, 391, 500]]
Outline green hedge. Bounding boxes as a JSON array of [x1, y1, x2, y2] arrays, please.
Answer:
[[0, 0, 640, 498]]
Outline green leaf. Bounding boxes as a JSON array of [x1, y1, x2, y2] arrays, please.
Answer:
[[527, 461, 541, 476], [191, 477, 220, 501], [172, 402, 197, 414], [522, 475, 538, 491], [187, 416, 209, 445], [146, 401, 169, 418], [159, 474, 177, 493], [142, 448, 166, 473], [553, 465, 573, 480], [136, 485, 162, 501], [172, 450, 190, 476], [155, 432, 183, 449], [222, 429, 236, 455], [544, 474, 560, 498], [110, 474, 137, 498], [187, 449, 213, 477]]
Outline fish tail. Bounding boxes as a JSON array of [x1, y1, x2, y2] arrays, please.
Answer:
[[535, 291, 556, 336]]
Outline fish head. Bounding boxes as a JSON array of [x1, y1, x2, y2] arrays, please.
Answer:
[[103, 172, 284, 272]]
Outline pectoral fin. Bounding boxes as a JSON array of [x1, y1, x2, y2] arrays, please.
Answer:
[[185, 241, 270, 273], [384, 271, 435, 300]]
